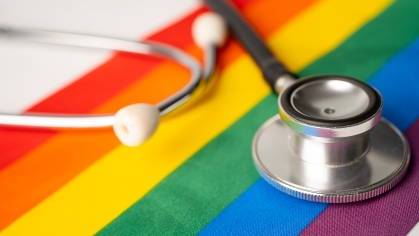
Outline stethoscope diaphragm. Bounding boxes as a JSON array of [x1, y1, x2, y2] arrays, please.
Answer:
[[252, 75, 410, 203]]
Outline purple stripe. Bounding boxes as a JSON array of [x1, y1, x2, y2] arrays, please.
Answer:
[[300, 120, 419, 236]]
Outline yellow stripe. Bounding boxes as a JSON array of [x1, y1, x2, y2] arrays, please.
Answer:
[[1, 0, 392, 235], [268, 0, 392, 72]]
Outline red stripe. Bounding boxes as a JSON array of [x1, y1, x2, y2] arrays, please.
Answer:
[[29, 9, 206, 114], [232, 0, 255, 9]]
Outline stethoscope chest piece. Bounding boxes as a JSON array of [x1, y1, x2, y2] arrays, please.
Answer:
[[253, 75, 410, 203]]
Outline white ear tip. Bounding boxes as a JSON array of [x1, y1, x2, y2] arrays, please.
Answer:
[[192, 12, 227, 48], [113, 104, 160, 147]]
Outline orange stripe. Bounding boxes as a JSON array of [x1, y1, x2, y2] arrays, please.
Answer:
[[0, 0, 317, 230], [0, 131, 118, 229]]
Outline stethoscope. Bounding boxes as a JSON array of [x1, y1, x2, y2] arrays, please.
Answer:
[[205, 0, 410, 203], [0, 0, 410, 203]]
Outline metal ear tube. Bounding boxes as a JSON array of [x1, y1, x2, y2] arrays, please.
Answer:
[[0, 12, 228, 147]]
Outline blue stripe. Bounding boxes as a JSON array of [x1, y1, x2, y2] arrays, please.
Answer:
[[198, 179, 327, 236], [199, 36, 419, 236], [368, 37, 419, 131]]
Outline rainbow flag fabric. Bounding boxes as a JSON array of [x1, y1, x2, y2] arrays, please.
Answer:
[[1, 0, 419, 235]]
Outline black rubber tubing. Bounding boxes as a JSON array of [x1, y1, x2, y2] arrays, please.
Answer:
[[204, 0, 294, 91]]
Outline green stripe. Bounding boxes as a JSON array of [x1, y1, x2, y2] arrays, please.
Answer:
[[97, 0, 419, 234], [97, 94, 278, 236], [300, 0, 419, 81]]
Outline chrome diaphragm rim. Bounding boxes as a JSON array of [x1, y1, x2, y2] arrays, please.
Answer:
[[252, 115, 410, 203]]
